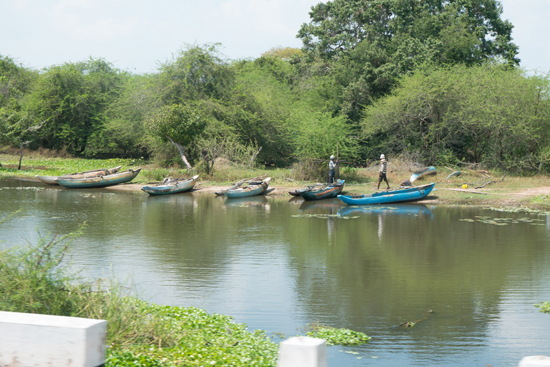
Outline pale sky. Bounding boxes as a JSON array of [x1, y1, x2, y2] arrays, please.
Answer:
[[1, 0, 548, 74]]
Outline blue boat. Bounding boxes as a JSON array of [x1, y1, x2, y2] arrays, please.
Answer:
[[338, 183, 435, 205]]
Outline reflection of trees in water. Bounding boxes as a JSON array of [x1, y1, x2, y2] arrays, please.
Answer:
[[283, 206, 550, 353], [4, 183, 550, 358]]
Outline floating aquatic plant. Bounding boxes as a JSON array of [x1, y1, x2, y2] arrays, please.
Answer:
[[535, 302, 550, 314], [487, 206, 550, 216], [302, 323, 371, 346], [459, 216, 546, 226]]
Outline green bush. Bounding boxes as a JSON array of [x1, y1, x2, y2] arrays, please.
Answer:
[[303, 322, 371, 346]]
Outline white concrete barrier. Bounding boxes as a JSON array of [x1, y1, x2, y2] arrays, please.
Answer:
[[520, 356, 550, 367], [277, 336, 327, 367], [0, 311, 107, 367]]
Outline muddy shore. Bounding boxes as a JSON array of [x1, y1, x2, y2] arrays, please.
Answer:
[[80, 180, 550, 207]]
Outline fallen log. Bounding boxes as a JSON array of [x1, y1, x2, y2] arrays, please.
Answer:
[[475, 175, 506, 189]]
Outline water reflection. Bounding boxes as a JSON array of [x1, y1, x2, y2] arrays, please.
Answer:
[[223, 196, 268, 208], [337, 203, 434, 218], [299, 198, 341, 211]]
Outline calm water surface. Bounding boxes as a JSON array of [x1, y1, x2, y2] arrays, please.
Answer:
[[1, 178, 550, 366]]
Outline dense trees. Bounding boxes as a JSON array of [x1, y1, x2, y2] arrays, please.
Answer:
[[361, 65, 550, 172], [2, 1, 550, 174], [296, 0, 520, 120]]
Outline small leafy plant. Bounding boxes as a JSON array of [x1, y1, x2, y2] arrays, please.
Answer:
[[303, 322, 371, 346], [535, 302, 550, 313]]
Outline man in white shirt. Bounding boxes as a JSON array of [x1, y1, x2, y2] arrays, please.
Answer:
[[328, 155, 337, 183], [377, 154, 390, 190]]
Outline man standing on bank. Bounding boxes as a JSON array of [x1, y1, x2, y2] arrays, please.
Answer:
[[328, 155, 338, 184], [377, 154, 390, 190]]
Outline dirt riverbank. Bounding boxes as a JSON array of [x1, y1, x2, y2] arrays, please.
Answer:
[[93, 180, 550, 208]]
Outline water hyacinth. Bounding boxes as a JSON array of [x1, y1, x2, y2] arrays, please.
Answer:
[[535, 302, 550, 314], [302, 323, 371, 346], [459, 215, 546, 226]]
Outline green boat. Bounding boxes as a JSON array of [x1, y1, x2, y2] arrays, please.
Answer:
[[142, 175, 199, 196], [299, 180, 345, 201], [36, 166, 121, 185], [224, 177, 271, 199], [56, 168, 142, 188]]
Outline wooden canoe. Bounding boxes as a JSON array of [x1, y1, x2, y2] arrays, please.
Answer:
[[299, 180, 345, 201], [338, 183, 435, 205], [224, 177, 271, 198], [141, 175, 199, 196], [288, 183, 325, 196], [36, 166, 122, 185], [56, 168, 141, 188], [410, 166, 437, 183], [446, 171, 462, 179]]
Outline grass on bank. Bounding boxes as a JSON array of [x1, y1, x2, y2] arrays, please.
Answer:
[[2, 151, 550, 208]]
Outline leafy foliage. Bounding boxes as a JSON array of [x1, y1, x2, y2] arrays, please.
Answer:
[[298, 0, 518, 65], [296, 0, 519, 121], [158, 44, 234, 104], [303, 322, 371, 346], [144, 103, 208, 148], [23, 58, 127, 155], [1, 2, 549, 174], [361, 64, 550, 171], [0, 222, 86, 315], [535, 302, 550, 314]]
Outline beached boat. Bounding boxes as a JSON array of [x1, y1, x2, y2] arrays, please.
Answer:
[[56, 168, 142, 188], [299, 180, 345, 201], [141, 175, 199, 196], [36, 166, 122, 185], [224, 177, 271, 198], [410, 166, 437, 183], [288, 183, 326, 197], [215, 176, 268, 196], [446, 171, 461, 179], [338, 183, 435, 205]]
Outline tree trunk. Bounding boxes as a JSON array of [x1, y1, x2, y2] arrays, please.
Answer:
[[18, 142, 23, 170], [166, 136, 192, 170]]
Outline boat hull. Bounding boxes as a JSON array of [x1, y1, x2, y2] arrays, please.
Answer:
[[224, 178, 270, 198], [299, 181, 345, 201], [56, 168, 141, 188], [338, 183, 435, 205], [142, 175, 198, 196], [410, 166, 436, 183], [36, 166, 122, 185]]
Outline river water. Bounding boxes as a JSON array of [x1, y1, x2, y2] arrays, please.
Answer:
[[1, 178, 550, 366]]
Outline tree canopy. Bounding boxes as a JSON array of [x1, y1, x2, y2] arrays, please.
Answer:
[[298, 0, 519, 65], [3, 2, 550, 175]]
